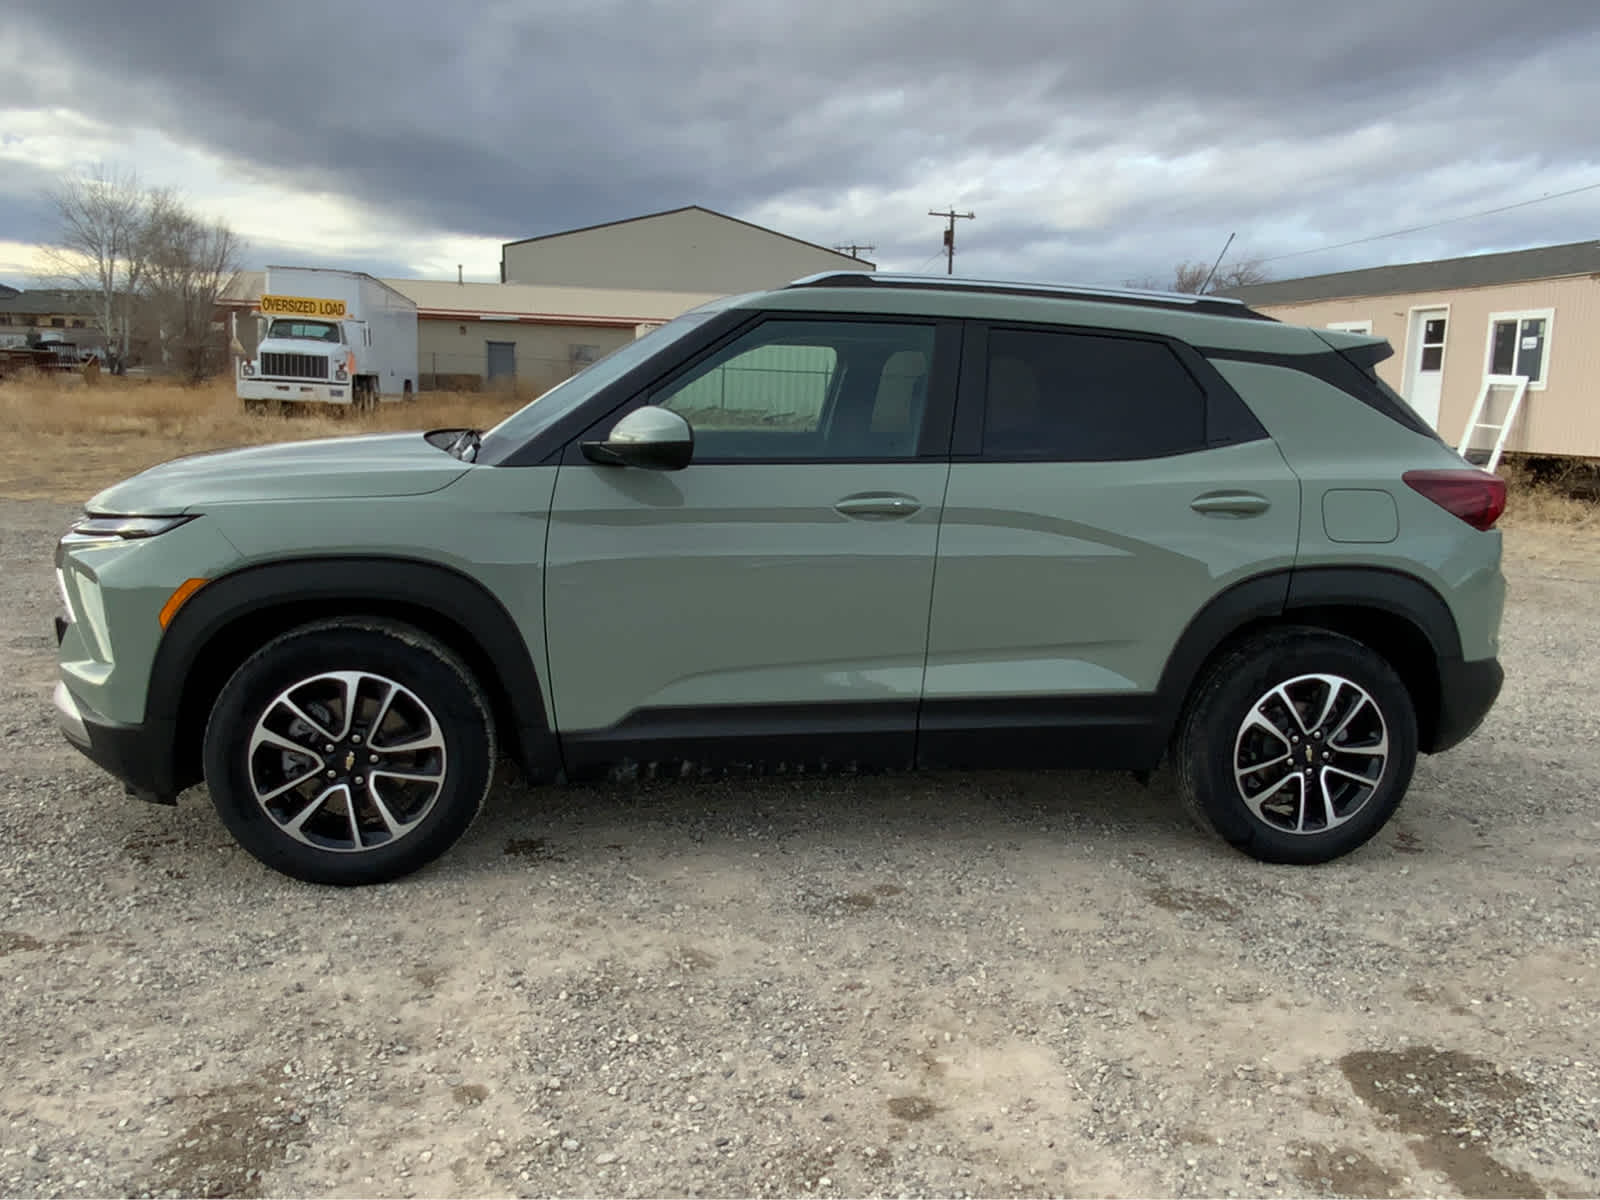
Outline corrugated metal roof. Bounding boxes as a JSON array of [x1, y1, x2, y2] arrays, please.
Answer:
[[221, 270, 719, 324], [1226, 240, 1600, 306]]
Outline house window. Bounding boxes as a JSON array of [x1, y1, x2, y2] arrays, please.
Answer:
[[569, 343, 601, 365], [51, 317, 66, 328], [1485, 309, 1553, 387], [1326, 320, 1372, 335]]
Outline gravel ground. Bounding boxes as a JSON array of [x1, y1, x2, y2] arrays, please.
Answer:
[[1, 497, 1596, 1199]]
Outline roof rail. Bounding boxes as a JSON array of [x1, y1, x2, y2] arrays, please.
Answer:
[[783, 271, 1272, 320]]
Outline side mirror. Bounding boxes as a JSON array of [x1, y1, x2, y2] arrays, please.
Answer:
[[581, 407, 693, 471]]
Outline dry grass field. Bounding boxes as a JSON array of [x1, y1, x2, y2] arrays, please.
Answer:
[[1, 373, 1597, 534], [0, 374, 527, 503]]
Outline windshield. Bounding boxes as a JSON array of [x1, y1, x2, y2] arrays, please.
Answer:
[[268, 319, 342, 343], [477, 303, 730, 458]]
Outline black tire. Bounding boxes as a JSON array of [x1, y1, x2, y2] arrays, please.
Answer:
[[1176, 626, 1417, 865], [202, 620, 495, 885]]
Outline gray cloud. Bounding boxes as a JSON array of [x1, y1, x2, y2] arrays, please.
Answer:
[[6, 0, 1600, 288]]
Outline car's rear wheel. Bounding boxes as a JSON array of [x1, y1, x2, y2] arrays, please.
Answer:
[[1176, 627, 1417, 864], [202, 620, 495, 885]]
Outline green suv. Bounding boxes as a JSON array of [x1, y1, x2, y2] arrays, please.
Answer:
[[53, 273, 1506, 885]]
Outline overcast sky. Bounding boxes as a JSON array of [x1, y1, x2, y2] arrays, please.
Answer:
[[3, 0, 1598, 291]]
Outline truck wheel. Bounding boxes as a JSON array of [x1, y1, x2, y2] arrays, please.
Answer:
[[202, 620, 496, 885], [1175, 627, 1417, 865]]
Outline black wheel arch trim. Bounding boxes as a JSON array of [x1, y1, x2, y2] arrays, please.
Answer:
[[1155, 564, 1463, 740], [150, 556, 556, 790]]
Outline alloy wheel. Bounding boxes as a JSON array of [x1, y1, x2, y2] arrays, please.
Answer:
[[1231, 673, 1389, 835], [246, 670, 447, 852]]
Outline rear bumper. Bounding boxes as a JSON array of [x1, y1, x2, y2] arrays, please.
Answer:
[[54, 681, 178, 804], [1426, 656, 1504, 754]]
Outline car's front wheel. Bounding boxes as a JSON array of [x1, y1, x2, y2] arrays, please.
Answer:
[[202, 620, 495, 885], [1176, 627, 1417, 864]]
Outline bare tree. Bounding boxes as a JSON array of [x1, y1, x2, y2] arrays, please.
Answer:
[[1166, 256, 1270, 294], [143, 201, 244, 383], [41, 167, 154, 369]]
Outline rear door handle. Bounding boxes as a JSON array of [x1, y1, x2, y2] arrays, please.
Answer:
[[835, 494, 921, 520], [1190, 491, 1271, 517]]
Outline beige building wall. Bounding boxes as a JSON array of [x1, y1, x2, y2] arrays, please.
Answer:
[[417, 319, 636, 394], [1258, 273, 1600, 458], [502, 207, 871, 294]]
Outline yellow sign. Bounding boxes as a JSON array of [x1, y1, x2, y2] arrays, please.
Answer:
[[260, 294, 347, 319]]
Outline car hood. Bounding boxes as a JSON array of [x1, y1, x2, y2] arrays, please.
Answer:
[[88, 433, 470, 513]]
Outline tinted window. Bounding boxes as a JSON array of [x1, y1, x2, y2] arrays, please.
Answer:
[[982, 329, 1207, 460], [654, 320, 936, 460]]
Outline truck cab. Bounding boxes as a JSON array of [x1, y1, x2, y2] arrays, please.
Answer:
[[236, 268, 418, 411], [239, 317, 365, 409]]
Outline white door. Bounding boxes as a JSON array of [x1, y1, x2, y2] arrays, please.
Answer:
[[1402, 308, 1447, 428]]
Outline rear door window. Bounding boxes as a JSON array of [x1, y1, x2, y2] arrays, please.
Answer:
[[981, 328, 1208, 461]]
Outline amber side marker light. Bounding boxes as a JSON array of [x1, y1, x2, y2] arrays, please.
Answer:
[[158, 578, 209, 629]]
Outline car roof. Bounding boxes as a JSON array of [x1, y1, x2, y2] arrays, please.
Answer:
[[729, 273, 1334, 356]]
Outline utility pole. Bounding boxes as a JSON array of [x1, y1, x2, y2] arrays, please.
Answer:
[[833, 243, 875, 261], [928, 208, 975, 274]]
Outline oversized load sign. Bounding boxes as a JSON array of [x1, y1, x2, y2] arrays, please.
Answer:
[[260, 294, 347, 318]]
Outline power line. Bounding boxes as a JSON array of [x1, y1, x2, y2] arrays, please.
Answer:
[[928, 208, 975, 275], [1258, 178, 1600, 265], [833, 242, 875, 261]]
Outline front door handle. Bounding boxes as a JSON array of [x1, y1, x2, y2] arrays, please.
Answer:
[[1191, 491, 1271, 517], [835, 494, 921, 520]]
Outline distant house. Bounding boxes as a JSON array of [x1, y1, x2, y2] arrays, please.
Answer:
[[0, 283, 19, 299], [0, 288, 102, 351], [1227, 241, 1600, 460], [500, 205, 874, 295]]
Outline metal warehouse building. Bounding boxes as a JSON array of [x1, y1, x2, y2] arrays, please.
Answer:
[[500, 205, 873, 294]]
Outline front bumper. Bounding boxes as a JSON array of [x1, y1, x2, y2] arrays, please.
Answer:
[[238, 377, 351, 405], [54, 680, 178, 804], [1426, 656, 1504, 754]]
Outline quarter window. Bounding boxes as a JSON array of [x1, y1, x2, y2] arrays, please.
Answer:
[[981, 329, 1207, 461], [1486, 311, 1552, 387], [653, 320, 936, 460]]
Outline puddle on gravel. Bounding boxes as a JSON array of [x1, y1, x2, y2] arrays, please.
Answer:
[[140, 1067, 301, 1198], [1146, 885, 1240, 920], [1338, 1046, 1547, 1198], [503, 836, 564, 862], [886, 1095, 938, 1121], [0, 930, 45, 956], [807, 883, 908, 915], [1289, 1141, 1409, 1197], [1391, 828, 1425, 854], [674, 945, 718, 970]]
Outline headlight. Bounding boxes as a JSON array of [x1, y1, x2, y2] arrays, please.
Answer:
[[61, 515, 194, 548], [335, 366, 349, 381], [241, 362, 255, 377]]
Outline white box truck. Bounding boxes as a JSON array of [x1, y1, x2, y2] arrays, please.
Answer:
[[237, 267, 417, 410]]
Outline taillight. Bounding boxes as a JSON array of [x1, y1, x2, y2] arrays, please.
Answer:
[[1403, 469, 1507, 531]]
